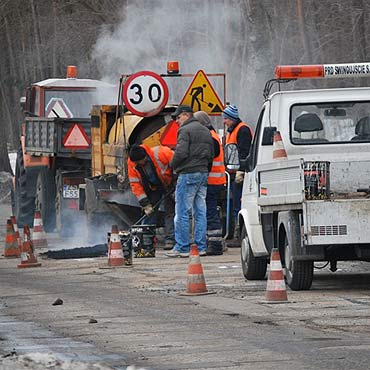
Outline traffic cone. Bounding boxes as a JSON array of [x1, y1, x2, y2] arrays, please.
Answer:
[[3, 219, 21, 257], [108, 225, 124, 267], [17, 225, 41, 268], [265, 248, 288, 303], [272, 131, 287, 160], [32, 210, 48, 248], [181, 244, 215, 296], [10, 215, 23, 253]]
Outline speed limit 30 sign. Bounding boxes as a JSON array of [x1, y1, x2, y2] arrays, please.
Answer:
[[122, 71, 169, 117]]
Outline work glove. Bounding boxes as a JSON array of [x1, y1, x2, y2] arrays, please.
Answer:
[[235, 171, 244, 184], [143, 204, 154, 216]]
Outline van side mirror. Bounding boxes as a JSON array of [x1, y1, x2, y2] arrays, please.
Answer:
[[262, 126, 277, 146], [224, 143, 239, 171]]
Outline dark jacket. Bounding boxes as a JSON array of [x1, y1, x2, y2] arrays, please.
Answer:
[[227, 119, 253, 160], [172, 117, 214, 174]]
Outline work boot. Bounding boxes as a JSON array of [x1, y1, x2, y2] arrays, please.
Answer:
[[206, 246, 223, 256], [227, 225, 241, 248], [222, 240, 228, 252], [207, 229, 223, 255]]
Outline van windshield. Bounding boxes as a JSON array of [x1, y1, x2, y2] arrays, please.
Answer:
[[291, 101, 370, 144]]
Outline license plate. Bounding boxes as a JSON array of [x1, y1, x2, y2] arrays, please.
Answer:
[[63, 185, 79, 198]]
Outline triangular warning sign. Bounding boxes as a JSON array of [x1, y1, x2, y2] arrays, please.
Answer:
[[62, 124, 90, 149], [179, 70, 224, 115]]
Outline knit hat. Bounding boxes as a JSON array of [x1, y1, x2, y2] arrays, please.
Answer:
[[222, 105, 239, 121], [129, 144, 146, 162], [194, 111, 211, 127]]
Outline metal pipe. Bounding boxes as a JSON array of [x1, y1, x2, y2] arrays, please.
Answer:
[[223, 171, 231, 240]]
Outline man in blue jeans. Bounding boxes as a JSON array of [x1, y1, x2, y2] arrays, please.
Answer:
[[166, 106, 214, 258]]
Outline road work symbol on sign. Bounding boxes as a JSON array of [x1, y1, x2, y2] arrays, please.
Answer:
[[63, 124, 90, 149], [180, 70, 224, 115], [46, 98, 73, 118], [123, 70, 169, 117]]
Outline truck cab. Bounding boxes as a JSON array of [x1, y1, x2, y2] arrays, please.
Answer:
[[236, 62, 370, 290]]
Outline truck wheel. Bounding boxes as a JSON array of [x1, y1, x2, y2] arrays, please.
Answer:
[[240, 225, 267, 280], [14, 147, 35, 227], [284, 229, 313, 290], [35, 168, 56, 232]]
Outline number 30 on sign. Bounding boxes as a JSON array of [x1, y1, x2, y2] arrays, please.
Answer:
[[122, 71, 169, 117]]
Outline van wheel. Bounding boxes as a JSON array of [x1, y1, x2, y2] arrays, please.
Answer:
[[241, 225, 267, 280], [284, 230, 313, 290]]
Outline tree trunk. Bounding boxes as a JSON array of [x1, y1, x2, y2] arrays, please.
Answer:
[[30, 0, 44, 79], [296, 0, 313, 63], [0, 82, 13, 174]]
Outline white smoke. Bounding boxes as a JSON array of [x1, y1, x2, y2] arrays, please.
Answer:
[[91, 0, 267, 124]]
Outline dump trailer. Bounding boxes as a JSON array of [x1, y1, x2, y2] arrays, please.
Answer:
[[231, 62, 370, 290], [14, 66, 115, 234]]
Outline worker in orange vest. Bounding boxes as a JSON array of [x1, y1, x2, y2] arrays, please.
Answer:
[[194, 111, 226, 255], [128, 144, 175, 250], [223, 104, 253, 245]]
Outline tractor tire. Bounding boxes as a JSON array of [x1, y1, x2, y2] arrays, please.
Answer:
[[14, 147, 35, 228], [35, 167, 56, 232], [240, 225, 267, 280]]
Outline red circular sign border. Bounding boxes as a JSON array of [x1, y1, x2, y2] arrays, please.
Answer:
[[122, 70, 169, 117]]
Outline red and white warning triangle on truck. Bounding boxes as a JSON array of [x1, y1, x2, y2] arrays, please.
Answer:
[[62, 124, 90, 149]]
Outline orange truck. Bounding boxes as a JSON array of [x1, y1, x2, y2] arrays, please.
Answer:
[[14, 66, 115, 235]]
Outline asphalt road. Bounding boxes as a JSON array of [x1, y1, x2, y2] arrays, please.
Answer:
[[2, 201, 370, 369]]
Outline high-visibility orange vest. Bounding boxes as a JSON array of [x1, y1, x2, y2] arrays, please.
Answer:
[[128, 144, 173, 203], [225, 121, 253, 145], [208, 130, 226, 186]]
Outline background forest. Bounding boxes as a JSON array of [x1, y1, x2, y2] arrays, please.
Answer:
[[0, 0, 369, 172]]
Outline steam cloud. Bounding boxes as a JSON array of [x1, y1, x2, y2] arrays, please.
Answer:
[[92, 0, 267, 124]]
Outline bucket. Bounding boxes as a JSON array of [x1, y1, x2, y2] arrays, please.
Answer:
[[119, 231, 133, 265], [130, 224, 156, 258]]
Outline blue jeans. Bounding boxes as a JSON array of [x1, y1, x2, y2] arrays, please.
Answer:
[[174, 172, 208, 253]]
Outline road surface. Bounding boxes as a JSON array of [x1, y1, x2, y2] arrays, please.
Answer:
[[1, 200, 370, 369]]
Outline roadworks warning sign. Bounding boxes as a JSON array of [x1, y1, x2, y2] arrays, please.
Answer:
[[179, 70, 224, 115]]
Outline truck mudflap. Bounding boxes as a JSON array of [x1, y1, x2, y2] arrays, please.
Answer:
[[55, 170, 87, 236], [238, 209, 268, 257], [303, 198, 370, 245]]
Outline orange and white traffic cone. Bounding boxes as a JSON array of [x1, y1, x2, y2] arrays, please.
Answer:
[[10, 215, 22, 253], [265, 248, 288, 303], [272, 131, 288, 160], [181, 244, 215, 296], [17, 225, 41, 268], [32, 210, 48, 248], [3, 219, 21, 257], [108, 225, 124, 267]]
